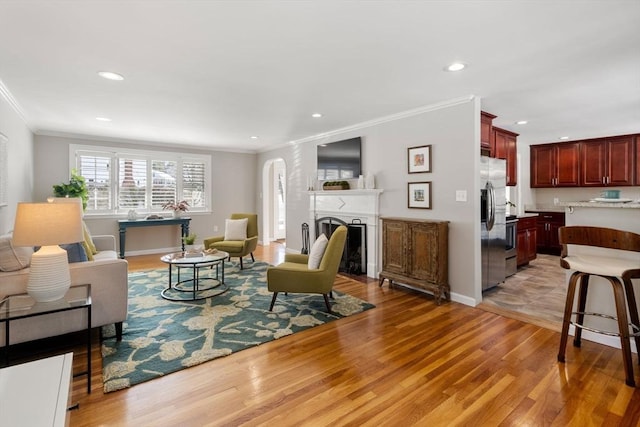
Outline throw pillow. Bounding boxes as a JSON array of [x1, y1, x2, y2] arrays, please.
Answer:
[[224, 218, 248, 241], [0, 233, 33, 272], [308, 233, 328, 269], [82, 221, 97, 255], [60, 243, 89, 263]]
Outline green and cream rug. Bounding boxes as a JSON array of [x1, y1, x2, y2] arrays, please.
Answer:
[[101, 261, 374, 392]]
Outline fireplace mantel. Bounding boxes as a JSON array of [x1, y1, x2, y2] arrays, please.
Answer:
[[309, 189, 383, 278]]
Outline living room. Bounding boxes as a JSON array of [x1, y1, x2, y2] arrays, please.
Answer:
[[1, 1, 639, 425]]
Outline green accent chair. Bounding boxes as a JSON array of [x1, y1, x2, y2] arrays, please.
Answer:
[[267, 225, 347, 313], [203, 213, 258, 269]]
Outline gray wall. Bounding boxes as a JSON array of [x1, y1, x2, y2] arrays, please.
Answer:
[[0, 93, 34, 234], [33, 134, 257, 255], [257, 97, 482, 305]]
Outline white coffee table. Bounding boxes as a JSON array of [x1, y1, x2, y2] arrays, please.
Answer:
[[160, 250, 229, 301]]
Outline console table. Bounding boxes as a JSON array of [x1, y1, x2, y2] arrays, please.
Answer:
[[118, 217, 191, 258]]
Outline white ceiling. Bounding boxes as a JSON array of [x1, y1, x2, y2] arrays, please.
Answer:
[[0, 1, 638, 152]]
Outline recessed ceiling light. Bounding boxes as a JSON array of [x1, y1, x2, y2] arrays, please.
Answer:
[[515, 120, 528, 125], [559, 136, 569, 140], [95, 117, 112, 122], [444, 62, 466, 72], [311, 113, 323, 118], [98, 71, 124, 81], [250, 136, 258, 139]]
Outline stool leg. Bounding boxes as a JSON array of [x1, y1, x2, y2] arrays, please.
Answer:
[[573, 274, 590, 348], [559, 271, 581, 363], [610, 277, 636, 387], [623, 278, 640, 365]]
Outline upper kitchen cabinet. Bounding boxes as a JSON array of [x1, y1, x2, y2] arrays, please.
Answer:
[[580, 135, 635, 186], [480, 111, 497, 156], [530, 142, 580, 188], [494, 127, 518, 186], [636, 137, 640, 185]]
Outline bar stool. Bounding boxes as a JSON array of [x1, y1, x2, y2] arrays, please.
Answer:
[[557, 226, 640, 387]]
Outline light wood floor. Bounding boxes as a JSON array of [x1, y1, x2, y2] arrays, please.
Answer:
[[44, 243, 640, 425]]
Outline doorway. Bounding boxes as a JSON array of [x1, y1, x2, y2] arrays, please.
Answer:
[[262, 158, 286, 244]]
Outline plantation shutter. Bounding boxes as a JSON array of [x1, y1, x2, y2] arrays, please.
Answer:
[[151, 160, 177, 209], [182, 159, 206, 209], [77, 151, 112, 212], [118, 157, 147, 209]]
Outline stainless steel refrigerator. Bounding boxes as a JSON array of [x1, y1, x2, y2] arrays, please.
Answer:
[[481, 156, 506, 291]]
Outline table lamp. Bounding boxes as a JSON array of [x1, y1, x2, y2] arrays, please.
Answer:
[[12, 201, 84, 302]]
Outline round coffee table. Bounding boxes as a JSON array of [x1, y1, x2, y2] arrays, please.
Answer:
[[160, 250, 229, 301]]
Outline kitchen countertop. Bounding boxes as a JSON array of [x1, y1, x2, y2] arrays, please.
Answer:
[[517, 213, 539, 218], [557, 200, 640, 209]]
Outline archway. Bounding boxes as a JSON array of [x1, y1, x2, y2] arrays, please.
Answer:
[[261, 158, 286, 244]]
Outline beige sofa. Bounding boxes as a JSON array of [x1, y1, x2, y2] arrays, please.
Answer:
[[0, 235, 129, 346]]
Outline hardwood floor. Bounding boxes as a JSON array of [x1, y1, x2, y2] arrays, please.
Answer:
[[54, 243, 640, 425]]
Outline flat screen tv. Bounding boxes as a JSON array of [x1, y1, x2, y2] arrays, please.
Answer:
[[317, 137, 362, 180]]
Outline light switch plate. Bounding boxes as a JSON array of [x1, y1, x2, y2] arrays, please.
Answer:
[[456, 190, 467, 202]]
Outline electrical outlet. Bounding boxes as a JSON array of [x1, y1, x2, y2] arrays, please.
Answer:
[[554, 197, 559, 205], [455, 190, 467, 202], [213, 225, 219, 232]]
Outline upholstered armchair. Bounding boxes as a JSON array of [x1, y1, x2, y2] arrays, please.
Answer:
[[203, 213, 258, 269], [267, 225, 347, 313]]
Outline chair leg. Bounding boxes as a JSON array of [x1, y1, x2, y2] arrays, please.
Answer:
[[573, 274, 590, 347], [115, 322, 123, 341], [610, 277, 636, 387], [323, 294, 333, 314], [250, 252, 255, 262], [269, 292, 278, 311], [239, 257, 243, 269], [558, 271, 581, 363], [622, 277, 640, 363]]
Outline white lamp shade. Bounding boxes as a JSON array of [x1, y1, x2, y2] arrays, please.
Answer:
[[12, 202, 84, 302], [12, 202, 84, 247]]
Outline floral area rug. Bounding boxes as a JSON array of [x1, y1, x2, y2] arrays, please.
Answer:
[[101, 261, 374, 393]]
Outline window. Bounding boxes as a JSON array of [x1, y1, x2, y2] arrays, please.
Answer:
[[71, 144, 210, 215]]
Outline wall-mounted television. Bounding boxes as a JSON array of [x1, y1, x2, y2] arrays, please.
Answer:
[[317, 137, 362, 180]]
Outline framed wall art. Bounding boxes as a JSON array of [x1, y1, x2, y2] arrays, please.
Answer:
[[407, 144, 432, 173], [408, 181, 431, 209]]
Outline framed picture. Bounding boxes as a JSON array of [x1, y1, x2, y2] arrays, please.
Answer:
[[408, 181, 432, 209], [408, 144, 432, 173]]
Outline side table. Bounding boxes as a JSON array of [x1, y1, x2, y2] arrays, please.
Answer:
[[0, 284, 92, 394]]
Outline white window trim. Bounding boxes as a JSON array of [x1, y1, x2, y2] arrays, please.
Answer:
[[70, 144, 212, 216]]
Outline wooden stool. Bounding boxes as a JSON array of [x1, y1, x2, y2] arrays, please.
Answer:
[[557, 226, 640, 387]]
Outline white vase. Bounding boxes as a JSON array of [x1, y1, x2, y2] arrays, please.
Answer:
[[365, 173, 375, 189], [357, 175, 365, 189], [173, 210, 181, 218]]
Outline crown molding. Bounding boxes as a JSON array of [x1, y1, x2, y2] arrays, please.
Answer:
[[0, 78, 29, 126], [259, 95, 475, 153]]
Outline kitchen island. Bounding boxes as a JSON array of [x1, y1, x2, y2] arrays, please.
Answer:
[[555, 200, 640, 351]]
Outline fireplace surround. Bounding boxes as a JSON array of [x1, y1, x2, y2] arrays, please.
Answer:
[[309, 189, 383, 278]]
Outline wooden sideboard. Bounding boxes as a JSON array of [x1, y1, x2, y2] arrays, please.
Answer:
[[379, 217, 449, 304]]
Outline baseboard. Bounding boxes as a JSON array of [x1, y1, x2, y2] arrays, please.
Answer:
[[450, 292, 477, 307]]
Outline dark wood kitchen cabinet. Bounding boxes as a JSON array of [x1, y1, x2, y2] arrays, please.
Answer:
[[580, 136, 635, 186], [480, 111, 497, 156], [636, 136, 640, 185], [530, 142, 580, 188], [379, 217, 449, 304], [516, 216, 537, 267], [494, 127, 518, 186], [528, 211, 565, 255]]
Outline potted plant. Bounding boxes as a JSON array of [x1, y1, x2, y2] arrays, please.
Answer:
[[162, 200, 190, 217], [182, 233, 197, 253], [52, 169, 89, 210]]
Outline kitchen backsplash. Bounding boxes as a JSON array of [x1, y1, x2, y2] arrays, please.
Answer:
[[533, 186, 640, 208]]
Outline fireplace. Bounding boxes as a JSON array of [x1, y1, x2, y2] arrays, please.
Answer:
[[308, 189, 383, 278], [316, 217, 367, 275]]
